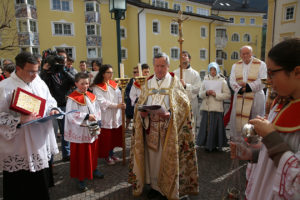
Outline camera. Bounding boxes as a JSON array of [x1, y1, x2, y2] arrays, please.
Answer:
[[42, 49, 65, 73]]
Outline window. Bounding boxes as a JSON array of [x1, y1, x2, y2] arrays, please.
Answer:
[[18, 20, 28, 32], [87, 47, 101, 58], [243, 34, 251, 42], [53, 22, 73, 35], [200, 27, 206, 38], [229, 17, 234, 23], [170, 23, 178, 35], [120, 27, 126, 39], [32, 47, 39, 55], [153, 46, 161, 56], [86, 2, 94, 12], [197, 8, 209, 16], [52, 0, 72, 11], [285, 6, 295, 20], [171, 48, 179, 59], [121, 48, 127, 60], [223, 52, 227, 60], [173, 3, 181, 11], [27, 0, 35, 6], [240, 18, 245, 24], [153, 20, 160, 34], [200, 49, 206, 60], [16, 0, 25, 4], [186, 6, 193, 13], [29, 20, 37, 32], [55, 47, 75, 58], [152, 0, 168, 9], [87, 25, 95, 35], [216, 29, 227, 37], [231, 51, 239, 60], [231, 33, 239, 42], [250, 18, 255, 25]]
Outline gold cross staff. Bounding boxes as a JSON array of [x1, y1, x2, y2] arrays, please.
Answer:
[[172, 10, 189, 79]]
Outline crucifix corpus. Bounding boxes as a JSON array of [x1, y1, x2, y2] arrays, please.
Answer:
[[172, 10, 189, 79]]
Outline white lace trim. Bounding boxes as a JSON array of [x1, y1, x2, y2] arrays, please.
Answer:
[[0, 112, 20, 140]]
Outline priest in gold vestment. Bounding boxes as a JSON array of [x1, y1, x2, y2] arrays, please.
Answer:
[[129, 53, 199, 200]]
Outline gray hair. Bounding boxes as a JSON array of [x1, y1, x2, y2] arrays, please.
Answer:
[[240, 45, 253, 53], [153, 52, 170, 65]]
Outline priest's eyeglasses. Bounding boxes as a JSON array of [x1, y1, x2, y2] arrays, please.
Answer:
[[267, 68, 284, 79]]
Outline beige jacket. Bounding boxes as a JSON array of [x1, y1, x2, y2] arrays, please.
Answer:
[[199, 74, 231, 112]]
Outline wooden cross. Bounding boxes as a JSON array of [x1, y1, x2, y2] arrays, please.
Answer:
[[172, 10, 189, 79]]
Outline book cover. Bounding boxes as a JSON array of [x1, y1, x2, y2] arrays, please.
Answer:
[[9, 87, 46, 117]]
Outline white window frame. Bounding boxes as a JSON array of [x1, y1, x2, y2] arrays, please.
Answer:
[[153, 46, 161, 57], [87, 47, 101, 59], [250, 18, 255, 25], [29, 20, 38, 33], [284, 5, 296, 21], [121, 47, 127, 60], [243, 33, 251, 42], [173, 3, 181, 11], [170, 47, 179, 60], [152, 0, 168, 9], [17, 19, 29, 32], [51, 0, 73, 12], [152, 20, 160, 34], [200, 26, 207, 38], [52, 21, 74, 36], [55, 46, 76, 59], [231, 51, 239, 60], [196, 7, 209, 16], [186, 5, 193, 13], [231, 33, 240, 42], [200, 49, 207, 60], [170, 22, 178, 36], [15, 0, 25, 5], [85, 2, 95, 12], [240, 17, 245, 24], [120, 27, 126, 39]]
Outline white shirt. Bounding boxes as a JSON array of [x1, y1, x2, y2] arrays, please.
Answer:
[[0, 72, 59, 172], [129, 83, 141, 107]]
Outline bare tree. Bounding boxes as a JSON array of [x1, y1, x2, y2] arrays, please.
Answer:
[[0, 0, 18, 52]]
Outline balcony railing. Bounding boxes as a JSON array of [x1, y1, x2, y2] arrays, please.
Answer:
[[85, 12, 101, 24], [15, 5, 37, 19], [18, 32, 39, 46], [86, 35, 102, 46]]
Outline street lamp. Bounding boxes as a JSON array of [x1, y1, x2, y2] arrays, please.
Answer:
[[109, 0, 127, 78]]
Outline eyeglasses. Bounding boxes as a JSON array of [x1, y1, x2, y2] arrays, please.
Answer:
[[105, 72, 113, 74], [267, 68, 284, 79], [133, 71, 139, 74]]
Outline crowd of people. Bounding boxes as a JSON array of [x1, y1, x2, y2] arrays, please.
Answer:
[[0, 38, 300, 200]]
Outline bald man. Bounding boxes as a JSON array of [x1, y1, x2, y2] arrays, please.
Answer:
[[229, 46, 267, 136]]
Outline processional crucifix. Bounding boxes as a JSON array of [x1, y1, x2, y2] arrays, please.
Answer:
[[172, 10, 189, 79]]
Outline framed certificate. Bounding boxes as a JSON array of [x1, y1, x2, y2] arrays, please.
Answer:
[[10, 87, 46, 117]]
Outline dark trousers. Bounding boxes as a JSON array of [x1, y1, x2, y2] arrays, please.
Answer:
[[3, 169, 50, 200], [57, 106, 70, 158]]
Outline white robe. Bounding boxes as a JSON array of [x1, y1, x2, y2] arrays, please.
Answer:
[[173, 67, 201, 127], [0, 72, 59, 172], [93, 84, 122, 129], [129, 84, 141, 107], [245, 105, 300, 200], [64, 94, 101, 143], [229, 58, 267, 136]]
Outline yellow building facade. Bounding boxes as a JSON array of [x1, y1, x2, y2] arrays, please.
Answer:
[[0, 0, 265, 77]]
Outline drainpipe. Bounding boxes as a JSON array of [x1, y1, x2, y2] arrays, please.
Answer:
[[208, 19, 215, 63], [272, 0, 277, 47], [138, 8, 145, 62]]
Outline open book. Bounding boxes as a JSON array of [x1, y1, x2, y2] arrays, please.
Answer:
[[137, 105, 168, 115], [20, 110, 78, 127]]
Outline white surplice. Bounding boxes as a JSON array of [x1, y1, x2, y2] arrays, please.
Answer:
[[0, 72, 59, 172], [245, 105, 300, 200], [229, 58, 267, 136], [93, 84, 122, 128], [64, 93, 101, 143], [129, 84, 141, 107]]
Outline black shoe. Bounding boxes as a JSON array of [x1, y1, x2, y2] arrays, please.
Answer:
[[147, 189, 161, 199], [62, 156, 70, 162]]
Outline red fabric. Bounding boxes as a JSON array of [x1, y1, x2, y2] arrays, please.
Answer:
[[70, 141, 98, 181], [97, 126, 123, 158], [67, 90, 96, 105], [223, 95, 233, 127], [0, 75, 5, 81]]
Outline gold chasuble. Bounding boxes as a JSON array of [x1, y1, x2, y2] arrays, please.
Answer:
[[129, 73, 199, 199], [235, 58, 261, 132]]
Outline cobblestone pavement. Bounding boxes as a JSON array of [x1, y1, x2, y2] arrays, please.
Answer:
[[0, 129, 247, 200]]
